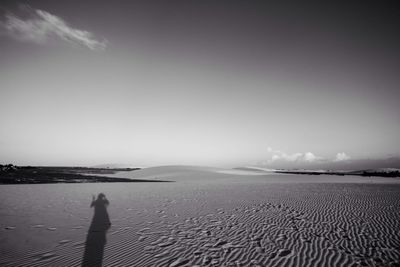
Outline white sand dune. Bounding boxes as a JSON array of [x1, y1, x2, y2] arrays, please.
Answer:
[[99, 165, 272, 181], [1, 166, 400, 266], [106, 165, 400, 184]]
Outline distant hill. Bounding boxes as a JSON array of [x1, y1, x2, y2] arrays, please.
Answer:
[[91, 163, 141, 169], [313, 157, 400, 171], [255, 157, 400, 171]]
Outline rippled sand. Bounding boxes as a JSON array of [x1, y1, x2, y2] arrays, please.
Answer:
[[1, 166, 399, 266]]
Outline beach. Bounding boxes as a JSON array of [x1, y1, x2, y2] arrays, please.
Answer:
[[1, 167, 400, 266]]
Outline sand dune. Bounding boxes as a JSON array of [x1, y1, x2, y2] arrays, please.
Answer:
[[108, 165, 400, 184], [100, 165, 271, 181], [1, 167, 400, 266]]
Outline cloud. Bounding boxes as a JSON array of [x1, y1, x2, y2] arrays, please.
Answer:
[[0, 5, 107, 50], [335, 152, 350, 161], [267, 148, 321, 163], [304, 152, 317, 162]]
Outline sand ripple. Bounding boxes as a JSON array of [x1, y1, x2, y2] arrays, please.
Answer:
[[1, 183, 400, 266]]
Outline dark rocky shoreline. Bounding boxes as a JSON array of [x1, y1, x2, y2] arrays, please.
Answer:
[[0, 164, 171, 184]]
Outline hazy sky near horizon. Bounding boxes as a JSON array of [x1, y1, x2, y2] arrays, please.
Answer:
[[1, 1, 399, 167]]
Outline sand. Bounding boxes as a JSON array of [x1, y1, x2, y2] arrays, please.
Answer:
[[1, 166, 400, 266]]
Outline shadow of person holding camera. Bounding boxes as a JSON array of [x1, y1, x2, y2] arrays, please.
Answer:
[[82, 193, 111, 267]]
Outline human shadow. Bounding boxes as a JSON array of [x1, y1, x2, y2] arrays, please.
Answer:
[[82, 193, 111, 267]]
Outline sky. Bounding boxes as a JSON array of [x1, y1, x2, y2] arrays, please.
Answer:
[[1, 1, 399, 168]]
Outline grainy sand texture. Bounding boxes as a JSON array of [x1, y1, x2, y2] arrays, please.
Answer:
[[1, 166, 400, 266]]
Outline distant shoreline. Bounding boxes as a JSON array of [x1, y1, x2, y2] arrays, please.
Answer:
[[1, 164, 399, 184], [0, 165, 172, 184], [275, 169, 400, 178]]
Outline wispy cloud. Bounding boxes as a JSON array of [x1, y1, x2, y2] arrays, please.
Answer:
[[0, 5, 107, 51]]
